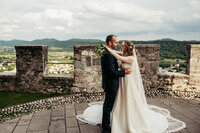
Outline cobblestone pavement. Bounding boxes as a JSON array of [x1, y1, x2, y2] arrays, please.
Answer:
[[0, 98, 200, 133]]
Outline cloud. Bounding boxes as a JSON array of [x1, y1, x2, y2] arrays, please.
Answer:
[[190, 0, 200, 11], [0, 0, 199, 40]]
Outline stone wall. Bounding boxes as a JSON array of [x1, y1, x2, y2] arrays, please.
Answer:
[[0, 46, 74, 94], [0, 44, 200, 93], [157, 44, 200, 92], [73, 45, 102, 93], [15, 46, 48, 92], [135, 44, 160, 89], [187, 44, 200, 90], [73, 44, 200, 93], [157, 72, 190, 91], [157, 71, 200, 92], [73, 44, 160, 92], [0, 72, 16, 91]]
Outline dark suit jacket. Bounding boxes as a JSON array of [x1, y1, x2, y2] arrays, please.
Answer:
[[101, 49, 125, 93]]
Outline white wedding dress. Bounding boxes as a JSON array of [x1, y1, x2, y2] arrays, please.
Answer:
[[76, 48, 186, 133]]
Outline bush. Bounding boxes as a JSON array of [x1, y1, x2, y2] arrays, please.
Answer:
[[159, 63, 171, 68]]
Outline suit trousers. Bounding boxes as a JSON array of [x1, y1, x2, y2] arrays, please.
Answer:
[[102, 89, 118, 131]]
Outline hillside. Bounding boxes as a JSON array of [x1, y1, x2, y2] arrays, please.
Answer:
[[0, 38, 200, 60]]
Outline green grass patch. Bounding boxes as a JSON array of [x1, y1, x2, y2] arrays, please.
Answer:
[[0, 91, 68, 109], [159, 58, 186, 69], [180, 67, 186, 71], [48, 51, 73, 57], [48, 60, 73, 64]]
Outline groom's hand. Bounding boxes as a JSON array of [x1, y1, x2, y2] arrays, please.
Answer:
[[125, 68, 132, 74]]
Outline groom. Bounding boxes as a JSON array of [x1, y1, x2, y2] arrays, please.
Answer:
[[101, 35, 132, 133]]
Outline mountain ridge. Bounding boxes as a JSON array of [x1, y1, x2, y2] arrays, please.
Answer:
[[1, 38, 200, 60]]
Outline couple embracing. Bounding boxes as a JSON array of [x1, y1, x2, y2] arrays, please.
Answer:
[[77, 35, 186, 133]]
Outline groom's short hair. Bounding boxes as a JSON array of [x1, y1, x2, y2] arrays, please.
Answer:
[[106, 35, 116, 45]]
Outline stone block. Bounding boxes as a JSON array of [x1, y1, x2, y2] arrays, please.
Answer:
[[93, 58, 100, 66], [86, 56, 91, 66], [13, 125, 29, 133], [81, 50, 88, 56], [27, 116, 50, 132], [66, 117, 78, 127], [0, 122, 18, 133], [51, 107, 65, 117], [67, 127, 80, 133], [49, 120, 65, 133], [66, 108, 76, 117]]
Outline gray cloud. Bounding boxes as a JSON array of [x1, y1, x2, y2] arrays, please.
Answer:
[[0, 0, 199, 40]]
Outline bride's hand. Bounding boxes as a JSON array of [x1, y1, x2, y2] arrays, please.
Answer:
[[118, 51, 123, 56], [104, 45, 112, 52], [103, 45, 108, 49]]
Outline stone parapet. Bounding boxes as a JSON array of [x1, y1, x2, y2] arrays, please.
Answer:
[[43, 74, 74, 93], [74, 45, 102, 93], [0, 44, 200, 93], [186, 44, 200, 91], [0, 72, 16, 91], [135, 44, 160, 89], [15, 45, 48, 92], [73, 44, 160, 92], [0, 46, 74, 94]]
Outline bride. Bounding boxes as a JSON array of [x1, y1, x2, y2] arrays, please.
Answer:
[[76, 41, 186, 133]]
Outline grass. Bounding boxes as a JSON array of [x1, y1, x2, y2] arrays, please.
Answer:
[[180, 67, 186, 71], [0, 91, 68, 109], [48, 60, 73, 64], [159, 58, 186, 64], [48, 51, 73, 57], [159, 58, 186, 70], [48, 52, 74, 64]]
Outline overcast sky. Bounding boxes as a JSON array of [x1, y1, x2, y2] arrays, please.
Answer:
[[0, 0, 199, 41]]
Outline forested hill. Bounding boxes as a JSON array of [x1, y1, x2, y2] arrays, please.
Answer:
[[0, 38, 199, 60], [132, 40, 199, 60], [0, 38, 104, 50]]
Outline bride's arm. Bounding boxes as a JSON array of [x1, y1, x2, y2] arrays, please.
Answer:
[[105, 46, 134, 64], [113, 50, 123, 55]]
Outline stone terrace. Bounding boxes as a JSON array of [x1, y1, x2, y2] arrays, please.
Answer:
[[0, 98, 200, 133]]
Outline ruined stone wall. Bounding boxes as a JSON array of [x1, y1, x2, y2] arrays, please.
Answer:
[[0, 44, 199, 93], [43, 74, 74, 93], [15, 46, 48, 92], [135, 44, 160, 89], [0, 46, 73, 94], [73, 45, 102, 93], [73, 44, 200, 93], [0, 72, 16, 91], [157, 72, 190, 91], [157, 44, 200, 92], [73, 44, 160, 92], [187, 44, 200, 91]]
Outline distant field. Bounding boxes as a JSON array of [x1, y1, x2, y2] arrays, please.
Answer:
[[48, 52, 73, 57], [0, 50, 186, 73], [159, 58, 186, 64], [0, 52, 73, 63], [48, 52, 73, 64], [0, 51, 74, 73], [159, 58, 186, 70], [49, 47, 63, 50]]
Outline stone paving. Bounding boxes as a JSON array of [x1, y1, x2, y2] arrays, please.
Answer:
[[0, 98, 200, 133]]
